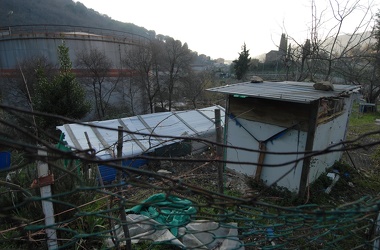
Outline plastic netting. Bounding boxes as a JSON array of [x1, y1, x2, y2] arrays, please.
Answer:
[[1, 105, 380, 250]]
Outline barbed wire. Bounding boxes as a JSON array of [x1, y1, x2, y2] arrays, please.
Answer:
[[0, 104, 380, 249]]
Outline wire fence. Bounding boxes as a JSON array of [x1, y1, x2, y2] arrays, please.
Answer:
[[1, 104, 380, 249]]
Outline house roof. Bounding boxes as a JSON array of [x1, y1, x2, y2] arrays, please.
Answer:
[[207, 81, 360, 104], [56, 105, 225, 159]]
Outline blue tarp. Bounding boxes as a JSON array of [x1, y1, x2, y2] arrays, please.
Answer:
[[0, 151, 11, 170], [98, 158, 148, 183]]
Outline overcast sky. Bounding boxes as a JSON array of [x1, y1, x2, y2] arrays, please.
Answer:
[[77, 0, 376, 61]]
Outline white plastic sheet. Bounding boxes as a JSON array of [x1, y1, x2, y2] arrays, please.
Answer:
[[106, 214, 244, 249]]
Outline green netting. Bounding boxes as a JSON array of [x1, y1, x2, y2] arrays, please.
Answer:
[[1, 105, 380, 250], [1, 154, 380, 249], [126, 193, 197, 236]]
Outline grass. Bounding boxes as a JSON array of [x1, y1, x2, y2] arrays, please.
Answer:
[[246, 105, 380, 204], [347, 104, 380, 137], [122, 106, 380, 248], [238, 106, 380, 248]]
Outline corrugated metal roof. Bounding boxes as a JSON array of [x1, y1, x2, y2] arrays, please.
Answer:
[[207, 81, 360, 103], [57, 105, 225, 159]]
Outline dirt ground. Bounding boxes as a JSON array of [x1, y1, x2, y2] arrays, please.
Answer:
[[120, 149, 255, 206]]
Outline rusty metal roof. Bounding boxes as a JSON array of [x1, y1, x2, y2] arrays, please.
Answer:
[[207, 81, 360, 103]]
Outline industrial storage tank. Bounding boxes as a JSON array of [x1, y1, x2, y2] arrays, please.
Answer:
[[0, 25, 149, 75], [0, 25, 150, 116]]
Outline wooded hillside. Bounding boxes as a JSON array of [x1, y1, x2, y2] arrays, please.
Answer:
[[0, 0, 154, 38]]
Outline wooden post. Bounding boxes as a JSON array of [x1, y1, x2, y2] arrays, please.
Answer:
[[37, 148, 58, 250], [215, 109, 224, 194], [117, 126, 131, 250], [255, 142, 266, 182], [299, 100, 319, 197]]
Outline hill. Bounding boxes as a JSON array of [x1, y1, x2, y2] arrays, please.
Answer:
[[0, 0, 153, 38]]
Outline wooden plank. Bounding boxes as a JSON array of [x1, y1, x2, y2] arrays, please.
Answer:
[[63, 124, 83, 150], [117, 118, 147, 151], [229, 96, 310, 131], [89, 123, 114, 156], [255, 142, 266, 181]]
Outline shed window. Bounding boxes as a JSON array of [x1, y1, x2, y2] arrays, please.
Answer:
[[318, 98, 344, 121]]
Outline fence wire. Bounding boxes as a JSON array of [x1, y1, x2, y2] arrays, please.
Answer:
[[1, 104, 380, 250]]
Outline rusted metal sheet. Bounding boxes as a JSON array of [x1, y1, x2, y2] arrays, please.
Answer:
[[207, 81, 359, 104]]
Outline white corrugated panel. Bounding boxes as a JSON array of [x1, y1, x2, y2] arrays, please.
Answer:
[[139, 112, 192, 137], [119, 116, 160, 154], [176, 107, 225, 137], [57, 105, 225, 159]]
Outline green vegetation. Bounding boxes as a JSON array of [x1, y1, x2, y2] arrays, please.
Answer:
[[1, 103, 380, 249], [34, 42, 90, 130], [233, 43, 251, 80], [0, 0, 151, 38], [239, 108, 380, 248], [0, 152, 103, 250]]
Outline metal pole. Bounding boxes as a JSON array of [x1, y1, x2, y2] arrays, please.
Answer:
[[215, 109, 224, 194], [117, 126, 131, 250], [37, 148, 58, 250]]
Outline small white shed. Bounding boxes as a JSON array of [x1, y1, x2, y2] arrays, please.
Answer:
[[207, 81, 359, 195]]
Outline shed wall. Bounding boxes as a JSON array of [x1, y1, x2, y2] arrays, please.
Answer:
[[225, 117, 307, 191], [260, 128, 307, 191], [225, 94, 354, 192], [308, 96, 354, 182]]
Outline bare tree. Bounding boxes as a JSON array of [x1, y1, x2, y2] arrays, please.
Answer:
[[75, 48, 115, 120], [295, 39, 311, 81], [360, 11, 380, 103], [285, 0, 376, 83], [2, 56, 54, 140], [119, 76, 141, 116], [7, 56, 54, 108], [321, 0, 375, 80], [161, 38, 194, 111], [150, 39, 166, 111], [181, 71, 214, 109], [123, 44, 157, 114]]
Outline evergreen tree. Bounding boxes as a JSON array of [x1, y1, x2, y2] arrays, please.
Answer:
[[279, 34, 288, 54], [35, 42, 90, 129], [233, 43, 251, 80]]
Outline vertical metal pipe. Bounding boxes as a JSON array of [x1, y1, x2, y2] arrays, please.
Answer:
[[215, 109, 224, 194], [117, 126, 131, 249]]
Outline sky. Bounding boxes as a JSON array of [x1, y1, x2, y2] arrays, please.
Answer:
[[77, 0, 377, 61]]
